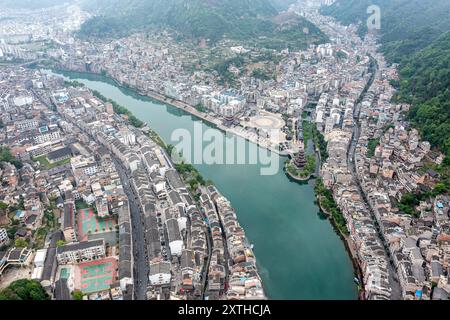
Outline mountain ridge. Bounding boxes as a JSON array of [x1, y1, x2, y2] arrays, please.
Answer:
[[0, 0, 71, 9], [78, 0, 328, 49], [321, 0, 450, 161]]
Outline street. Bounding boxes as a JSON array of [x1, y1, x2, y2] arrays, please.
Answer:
[[113, 157, 150, 300], [348, 60, 402, 300]]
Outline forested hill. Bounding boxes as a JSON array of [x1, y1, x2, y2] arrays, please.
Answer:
[[78, 0, 328, 49], [399, 31, 450, 159], [321, 0, 450, 64], [321, 0, 450, 161], [269, 0, 298, 11], [0, 0, 71, 9]]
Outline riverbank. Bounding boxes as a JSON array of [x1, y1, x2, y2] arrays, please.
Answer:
[[46, 66, 284, 156], [316, 193, 365, 300], [282, 135, 363, 295], [44, 68, 359, 299]]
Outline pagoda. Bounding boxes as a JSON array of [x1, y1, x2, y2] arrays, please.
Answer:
[[293, 148, 307, 169]]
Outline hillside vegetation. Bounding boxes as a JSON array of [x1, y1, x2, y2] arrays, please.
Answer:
[[321, 0, 450, 160], [321, 0, 450, 63], [79, 0, 328, 49], [400, 32, 450, 159], [269, 0, 298, 11], [0, 0, 69, 9], [0, 279, 50, 300]]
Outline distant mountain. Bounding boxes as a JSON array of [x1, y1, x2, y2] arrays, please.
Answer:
[[0, 0, 71, 9], [322, 0, 450, 163], [398, 31, 450, 160], [79, 0, 328, 49], [321, 0, 450, 63], [268, 0, 298, 11]]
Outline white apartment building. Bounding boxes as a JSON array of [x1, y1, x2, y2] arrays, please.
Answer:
[[71, 155, 98, 177], [56, 239, 106, 265], [149, 261, 171, 286], [116, 128, 136, 146], [13, 96, 33, 107], [16, 119, 39, 131], [34, 129, 61, 144], [26, 140, 64, 157], [202, 91, 246, 117], [0, 228, 9, 247], [166, 218, 184, 257]]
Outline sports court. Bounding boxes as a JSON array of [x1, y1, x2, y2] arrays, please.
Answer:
[[77, 208, 116, 242], [74, 257, 118, 294], [60, 267, 70, 279]]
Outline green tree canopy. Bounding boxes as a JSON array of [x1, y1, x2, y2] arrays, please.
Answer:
[[0, 279, 50, 300], [72, 290, 83, 300], [0, 147, 23, 169], [14, 238, 28, 248]]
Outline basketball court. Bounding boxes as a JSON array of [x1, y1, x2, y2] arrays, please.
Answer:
[[74, 257, 118, 294], [77, 208, 116, 242]]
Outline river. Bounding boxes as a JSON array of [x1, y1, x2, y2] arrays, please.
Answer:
[[48, 70, 358, 300]]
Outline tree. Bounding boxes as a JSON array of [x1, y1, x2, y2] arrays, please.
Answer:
[[6, 226, 17, 239], [0, 279, 49, 300], [433, 183, 448, 196], [251, 68, 272, 81], [367, 138, 380, 158], [165, 144, 175, 157], [0, 202, 7, 220], [0, 288, 20, 300], [0, 202, 7, 211], [0, 147, 23, 169], [14, 238, 28, 248], [56, 240, 67, 247], [72, 290, 83, 300]]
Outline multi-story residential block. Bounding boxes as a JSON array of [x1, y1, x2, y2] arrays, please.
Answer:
[[56, 239, 106, 265], [0, 228, 9, 247]]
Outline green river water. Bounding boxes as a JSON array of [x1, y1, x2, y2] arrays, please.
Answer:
[[51, 70, 358, 300]]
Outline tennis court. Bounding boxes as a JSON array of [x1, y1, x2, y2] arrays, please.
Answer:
[[75, 258, 118, 294]]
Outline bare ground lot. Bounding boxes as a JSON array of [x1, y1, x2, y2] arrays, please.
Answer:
[[0, 266, 32, 289]]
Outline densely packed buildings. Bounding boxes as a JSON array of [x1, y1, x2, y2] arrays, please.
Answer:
[[310, 11, 449, 299], [0, 1, 448, 301], [0, 66, 265, 300]]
